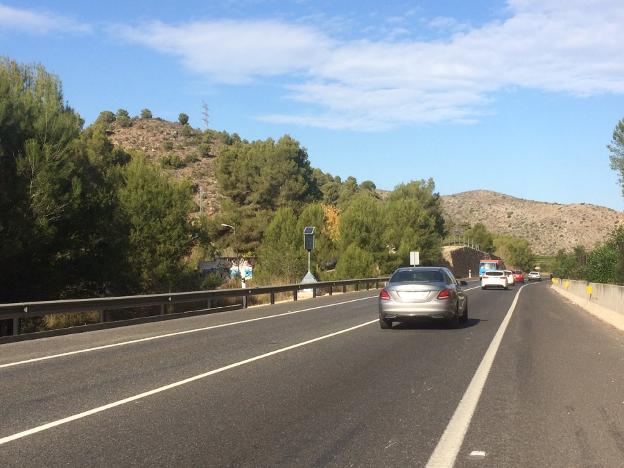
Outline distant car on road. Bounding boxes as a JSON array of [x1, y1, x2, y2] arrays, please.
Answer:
[[528, 271, 542, 281], [504, 270, 515, 286], [378, 267, 468, 329], [513, 270, 525, 283], [481, 270, 508, 290]]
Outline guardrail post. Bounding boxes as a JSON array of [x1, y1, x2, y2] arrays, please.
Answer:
[[293, 290, 298, 301], [100, 310, 107, 323], [243, 293, 248, 309], [207, 299, 213, 309], [366, 281, 370, 291], [355, 283, 359, 292], [313, 287, 317, 298], [375, 280, 378, 289], [343, 284, 347, 293], [270, 292, 275, 304], [329, 285, 333, 296], [12, 318, 19, 336], [160, 304, 165, 316]]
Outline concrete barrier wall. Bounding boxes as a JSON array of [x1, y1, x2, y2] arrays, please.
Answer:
[[552, 278, 624, 316]]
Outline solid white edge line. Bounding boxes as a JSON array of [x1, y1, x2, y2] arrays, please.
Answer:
[[0, 296, 377, 369], [425, 283, 535, 468], [0, 319, 378, 446]]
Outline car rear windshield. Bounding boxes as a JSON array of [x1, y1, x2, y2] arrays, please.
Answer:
[[485, 271, 504, 276], [389, 270, 444, 283]]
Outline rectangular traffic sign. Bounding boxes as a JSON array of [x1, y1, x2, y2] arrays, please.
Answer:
[[410, 251, 420, 266]]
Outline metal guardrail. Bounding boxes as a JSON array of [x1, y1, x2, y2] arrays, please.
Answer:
[[0, 277, 389, 337]]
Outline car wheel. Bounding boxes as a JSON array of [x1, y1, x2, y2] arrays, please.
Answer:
[[461, 303, 468, 323], [447, 306, 461, 329], [379, 318, 392, 329]]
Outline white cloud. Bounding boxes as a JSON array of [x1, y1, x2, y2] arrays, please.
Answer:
[[116, 0, 624, 130], [427, 16, 469, 32], [0, 4, 90, 34], [112, 20, 332, 83]]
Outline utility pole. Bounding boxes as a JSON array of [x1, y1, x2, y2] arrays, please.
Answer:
[[201, 101, 210, 130]]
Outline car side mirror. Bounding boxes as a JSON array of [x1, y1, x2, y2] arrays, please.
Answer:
[[460, 280, 468, 286]]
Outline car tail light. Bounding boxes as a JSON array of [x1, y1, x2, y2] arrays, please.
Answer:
[[379, 289, 391, 301], [437, 289, 451, 299]]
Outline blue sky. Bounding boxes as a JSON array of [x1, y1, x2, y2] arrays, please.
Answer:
[[2, 0, 624, 210]]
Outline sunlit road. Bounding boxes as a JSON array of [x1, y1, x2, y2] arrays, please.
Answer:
[[1, 280, 623, 467]]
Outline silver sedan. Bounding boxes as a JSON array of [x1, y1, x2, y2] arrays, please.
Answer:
[[379, 267, 468, 329]]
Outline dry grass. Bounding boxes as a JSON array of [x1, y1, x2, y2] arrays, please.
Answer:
[[42, 311, 101, 330]]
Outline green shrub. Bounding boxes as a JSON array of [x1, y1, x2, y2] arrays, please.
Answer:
[[184, 153, 199, 165], [95, 110, 116, 129], [159, 154, 185, 169], [180, 125, 193, 137], [116, 109, 132, 127], [140, 108, 153, 119], [178, 113, 189, 125], [336, 243, 375, 279], [585, 244, 618, 284], [198, 143, 211, 157], [162, 140, 174, 151]]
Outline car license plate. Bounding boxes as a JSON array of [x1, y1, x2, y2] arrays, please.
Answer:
[[398, 291, 428, 301]]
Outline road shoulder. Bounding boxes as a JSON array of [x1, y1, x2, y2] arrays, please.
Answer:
[[551, 284, 624, 333]]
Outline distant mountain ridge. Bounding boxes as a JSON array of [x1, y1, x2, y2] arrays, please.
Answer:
[[106, 119, 623, 255], [441, 190, 624, 255]]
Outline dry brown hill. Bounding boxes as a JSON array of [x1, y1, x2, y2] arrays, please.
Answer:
[[441, 190, 624, 255], [108, 118, 221, 215]]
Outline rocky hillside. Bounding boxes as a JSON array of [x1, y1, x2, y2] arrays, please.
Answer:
[[442, 190, 624, 255], [108, 118, 221, 215]]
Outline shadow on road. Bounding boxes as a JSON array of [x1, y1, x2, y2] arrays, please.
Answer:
[[389, 317, 483, 331]]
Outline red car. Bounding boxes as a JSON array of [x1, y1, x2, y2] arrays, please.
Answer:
[[513, 270, 525, 283]]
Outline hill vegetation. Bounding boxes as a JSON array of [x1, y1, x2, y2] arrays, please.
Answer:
[[2, 57, 623, 311], [0, 59, 448, 305], [108, 120, 624, 257]]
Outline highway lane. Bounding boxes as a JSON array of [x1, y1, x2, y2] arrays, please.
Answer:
[[455, 283, 624, 467], [1, 281, 531, 466]]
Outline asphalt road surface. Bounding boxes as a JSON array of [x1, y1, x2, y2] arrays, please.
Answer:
[[1, 280, 623, 467]]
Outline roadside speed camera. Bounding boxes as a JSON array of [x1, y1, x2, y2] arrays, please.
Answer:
[[303, 226, 315, 251]]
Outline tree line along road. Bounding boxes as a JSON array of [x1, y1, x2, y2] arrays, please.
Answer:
[[0, 280, 623, 467]]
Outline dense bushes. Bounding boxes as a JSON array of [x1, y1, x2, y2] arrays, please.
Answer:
[[554, 227, 624, 285], [0, 59, 208, 302], [0, 58, 454, 302]]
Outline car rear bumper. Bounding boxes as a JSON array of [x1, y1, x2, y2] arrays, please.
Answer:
[[481, 282, 507, 289], [379, 300, 456, 320]]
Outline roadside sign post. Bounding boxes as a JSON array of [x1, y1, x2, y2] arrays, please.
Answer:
[[301, 227, 317, 285], [410, 251, 420, 267]]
